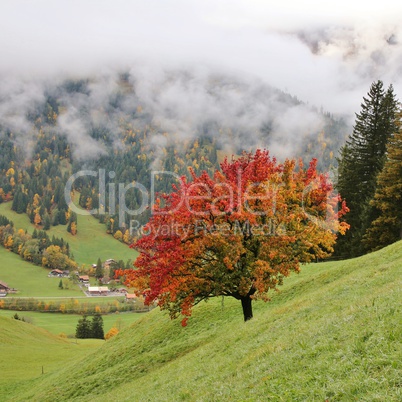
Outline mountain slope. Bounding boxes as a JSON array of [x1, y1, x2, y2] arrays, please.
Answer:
[[8, 241, 402, 402], [0, 316, 102, 400], [0, 201, 138, 266]]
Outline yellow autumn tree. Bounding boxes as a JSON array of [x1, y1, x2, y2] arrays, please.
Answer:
[[105, 327, 119, 340], [86, 197, 93, 210], [4, 235, 13, 249], [34, 213, 42, 226], [123, 229, 131, 244], [70, 222, 77, 236], [114, 230, 123, 241], [32, 193, 41, 208]]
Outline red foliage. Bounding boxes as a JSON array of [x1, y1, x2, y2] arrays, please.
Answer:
[[116, 150, 348, 325]]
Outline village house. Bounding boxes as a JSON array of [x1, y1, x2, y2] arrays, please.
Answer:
[[0, 281, 10, 296], [78, 275, 90, 283], [48, 269, 70, 278], [104, 259, 116, 268], [87, 286, 109, 296], [125, 293, 137, 302]]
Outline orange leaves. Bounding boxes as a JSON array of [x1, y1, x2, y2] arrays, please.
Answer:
[[122, 149, 348, 324]]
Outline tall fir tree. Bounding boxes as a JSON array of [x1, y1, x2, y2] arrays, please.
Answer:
[[75, 315, 91, 339], [363, 109, 402, 250], [335, 81, 398, 258], [95, 257, 103, 279], [91, 313, 104, 339], [43, 214, 51, 230]]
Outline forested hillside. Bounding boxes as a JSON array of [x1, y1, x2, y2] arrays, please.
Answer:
[[0, 70, 347, 242]]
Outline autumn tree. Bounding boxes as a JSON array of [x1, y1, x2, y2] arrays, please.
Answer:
[[67, 211, 78, 235], [42, 244, 77, 270], [117, 150, 348, 325], [105, 327, 119, 340], [34, 212, 42, 227]]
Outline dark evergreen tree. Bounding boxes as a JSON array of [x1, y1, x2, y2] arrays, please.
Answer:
[[75, 315, 91, 339], [12, 188, 27, 214], [363, 109, 402, 250], [91, 313, 104, 339], [58, 209, 67, 225], [95, 257, 103, 279], [29, 209, 35, 224], [52, 209, 60, 226], [43, 214, 51, 230], [335, 81, 399, 258]]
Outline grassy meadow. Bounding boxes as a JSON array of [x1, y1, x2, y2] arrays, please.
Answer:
[[0, 316, 103, 400], [1, 240, 401, 401], [0, 247, 83, 297], [0, 201, 138, 266], [0, 310, 144, 336]]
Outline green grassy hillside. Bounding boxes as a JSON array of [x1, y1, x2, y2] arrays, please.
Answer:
[[0, 201, 138, 266], [4, 242, 402, 401], [0, 316, 103, 400], [0, 247, 83, 296]]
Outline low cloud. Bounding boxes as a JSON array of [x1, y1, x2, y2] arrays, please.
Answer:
[[1, 0, 401, 161]]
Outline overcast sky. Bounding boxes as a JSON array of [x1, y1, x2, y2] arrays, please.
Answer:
[[1, 0, 402, 115]]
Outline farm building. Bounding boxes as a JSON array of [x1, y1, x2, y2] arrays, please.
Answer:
[[88, 286, 109, 296], [125, 293, 137, 302], [104, 259, 116, 268], [48, 269, 70, 277], [78, 275, 90, 283], [0, 281, 10, 295]]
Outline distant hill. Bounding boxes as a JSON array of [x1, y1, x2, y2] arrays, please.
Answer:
[[4, 240, 401, 401], [0, 70, 348, 236], [0, 201, 138, 267]]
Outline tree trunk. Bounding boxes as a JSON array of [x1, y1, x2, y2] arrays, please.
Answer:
[[241, 295, 253, 322]]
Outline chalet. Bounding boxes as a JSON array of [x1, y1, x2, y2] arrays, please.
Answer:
[[104, 259, 116, 268], [88, 286, 109, 296], [48, 269, 69, 277], [125, 293, 137, 302], [78, 275, 90, 283], [0, 281, 10, 295]]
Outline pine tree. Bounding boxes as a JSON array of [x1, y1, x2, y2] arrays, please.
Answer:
[[43, 214, 51, 230], [75, 315, 91, 339], [335, 81, 399, 258], [95, 257, 103, 279], [52, 209, 60, 226], [91, 313, 104, 339], [363, 109, 402, 250], [58, 209, 67, 225]]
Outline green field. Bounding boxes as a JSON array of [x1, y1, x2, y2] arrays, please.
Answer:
[[0, 310, 144, 336], [1, 241, 401, 401], [0, 247, 83, 296], [0, 201, 138, 266], [0, 316, 103, 399]]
